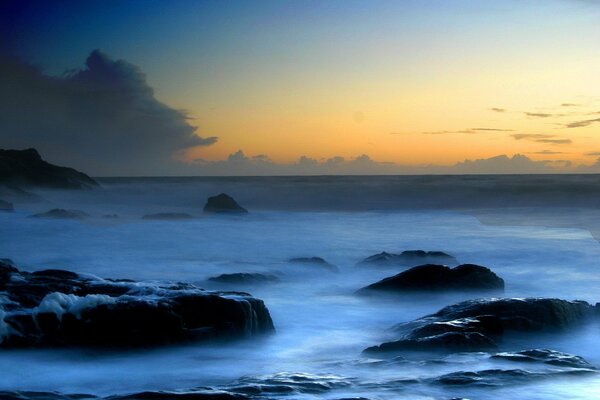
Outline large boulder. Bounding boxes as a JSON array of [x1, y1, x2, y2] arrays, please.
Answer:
[[0, 260, 274, 348], [203, 193, 248, 214], [30, 209, 89, 219], [358, 250, 458, 267], [364, 298, 594, 354], [357, 264, 504, 294], [0, 199, 13, 212], [0, 148, 98, 189]]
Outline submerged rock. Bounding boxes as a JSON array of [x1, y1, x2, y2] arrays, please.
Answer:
[[288, 257, 338, 272], [364, 298, 594, 354], [0, 148, 98, 189], [0, 260, 274, 348], [0, 199, 13, 212], [358, 264, 504, 294], [491, 349, 595, 369], [142, 213, 194, 220], [203, 193, 248, 214], [30, 208, 90, 219], [358, 250, 458, 267], [208, 273, 280, 285]]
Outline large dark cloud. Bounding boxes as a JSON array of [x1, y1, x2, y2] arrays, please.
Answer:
[[0, 50, 217, 176]]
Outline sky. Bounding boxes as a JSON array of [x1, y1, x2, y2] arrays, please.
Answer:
[[1, 0, 600, 176]]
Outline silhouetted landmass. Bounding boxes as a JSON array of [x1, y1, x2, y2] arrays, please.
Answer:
[[357, 264, 504, 294], [0, 148, 98, 189], [288, 257, 338, 272], [0, 259, 274, 348], [142, 213, 194, 220], [208, 273, 279, 284], [491, 349, 594, 369], [203, 193, 248, 214], [30, 208, 90, 219], [358, 250, 458, 267], [364, 298, 593, 354], [0, 199, 13, 212]]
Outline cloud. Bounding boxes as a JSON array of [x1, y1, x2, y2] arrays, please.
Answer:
[[510, 134, 572, 145], [584, 152, 600, 156], [418, 127, 512, 135], [565, 117, 600, 128], [0, 50, 217, 175], [561, 103, 580, 107], [452, 154, 555, 174], [524, 112, 558, 118], [529, 150, 565, 155], [490, 108, 506, 113]]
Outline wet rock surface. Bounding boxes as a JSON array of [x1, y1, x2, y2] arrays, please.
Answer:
[[0, 260, 275, 348], [364, 298, 595, 354], [358, 250, 458, 267], [358, 264, 504, 294]]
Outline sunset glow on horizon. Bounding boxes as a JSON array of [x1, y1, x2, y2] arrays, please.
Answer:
[[2, 0, 600, 175]]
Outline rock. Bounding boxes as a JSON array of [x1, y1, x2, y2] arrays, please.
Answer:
[[0, 148, 98, 189], [203, 193, 248, 214], [357, 264, 504, 294], [0, 199, 13, 212], [0, 261, 275, 348], [30, 209, 90, 219], [358, 250, 458, 267], [433, 368, 594, 386], [288, 257, 338, 272], [142, 213, 194, 220], [491, 349, 595, 369], [208, 273, 279, 285], [364, 298, 594, 354]]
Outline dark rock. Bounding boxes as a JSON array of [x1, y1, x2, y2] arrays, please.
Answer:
[[358, 250, 458, 267], [358, 264, 504, 294], [110, 391, 248, 400], [433, 368, 594, 386], [364, 331, 498, 353], [0, 148, 98, 189], [203, 193, 248, 214], [0, 261, 275, 348], [0, 199, 13, 211], [30, 209, 90, 219], [365, 298, 594, 354], [142, 213, 194, 220], [491, 349, 595, 369], [289, 257, 338, 272], [208, 273, 279, 285]]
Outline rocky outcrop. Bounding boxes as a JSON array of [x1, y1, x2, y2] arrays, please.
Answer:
[[288, 257, 338, 272], [0, 148, 98, 189], [208, 273, 279, 285], [357, 264, 504, 294], [30, 209, 90, 219], [0, 199, 13, 212], [491, 349, 595, 369], [364, 298, 594, 354], [0, 259, 274, 348], [142, 213, 194, 220], [358, 250, 458, 267], [203, 193, 248, 214]]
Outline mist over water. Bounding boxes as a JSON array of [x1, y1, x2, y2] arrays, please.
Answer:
[[3, 176, 600, 399]]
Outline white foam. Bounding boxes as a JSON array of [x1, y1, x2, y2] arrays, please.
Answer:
[[34, 292, 116, 319]]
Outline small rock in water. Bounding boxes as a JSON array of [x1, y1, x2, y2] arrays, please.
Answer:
[[30, 208, 90, 219], [289, 257, 338, 272], [0, 199, 14, 212], [142, 212, 194, 220], [203, 193, 248, 214]]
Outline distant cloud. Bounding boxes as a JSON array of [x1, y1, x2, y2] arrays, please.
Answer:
[[510, 134, 572, 145], [524, 112, 557, 118], [490, 108, 506, 113], [418, 127, 512, 135], [0, 50, 217, 175], [584, 152, 600, 156], [561, 103, 580, 107], [452, 154, 554, 174], [565, 117, 600, 128], [529, 150, 565, 155]]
